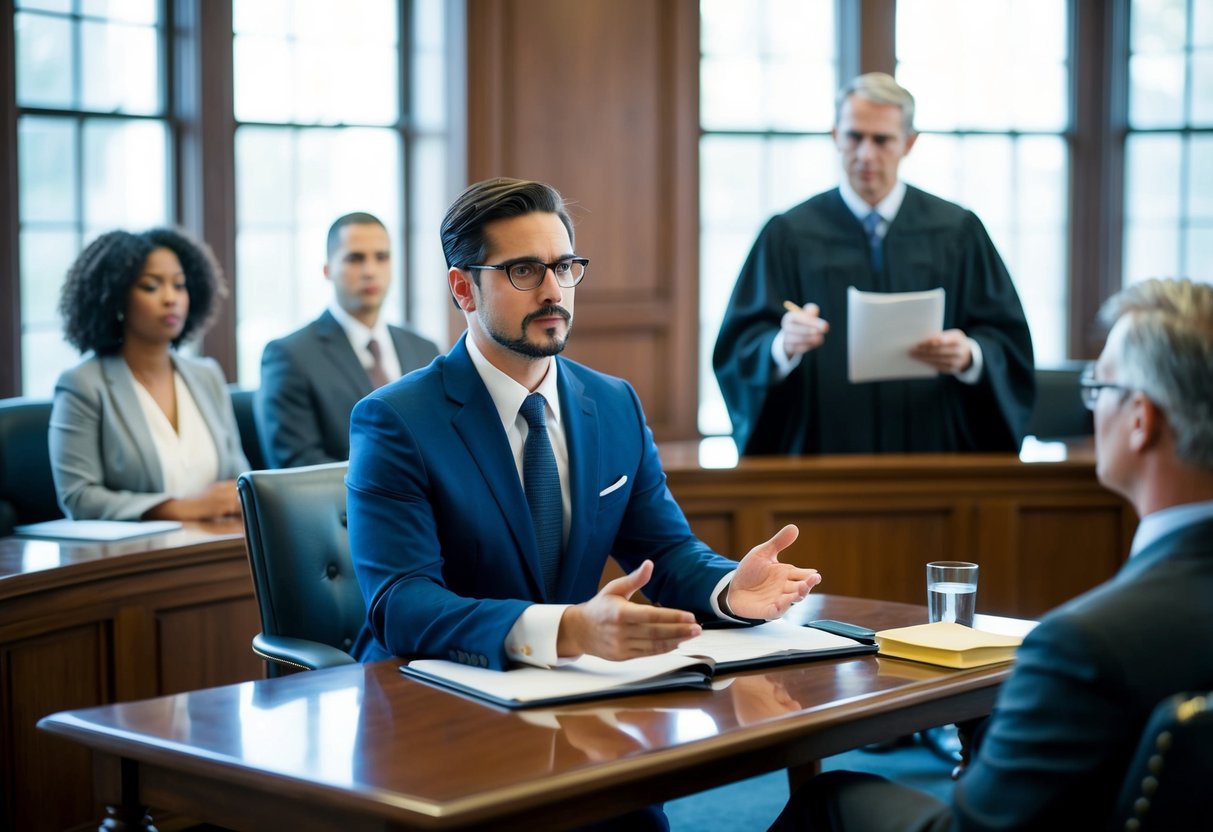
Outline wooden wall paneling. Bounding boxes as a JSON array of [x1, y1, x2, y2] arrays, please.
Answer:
[[465, 0, 701, 440], [2, 624, 108, 832], [157, 596, 263, 695], [1015, 503, 1128, 617]]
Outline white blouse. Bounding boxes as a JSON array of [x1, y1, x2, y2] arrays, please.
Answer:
[[132, 372, 220, 498]]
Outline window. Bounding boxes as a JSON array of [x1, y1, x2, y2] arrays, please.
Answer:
[[895, 0, 1070, 365], [14, 0, 169, 397], [1123, 0, 1213, 286], [233, 0, 452, 387], [698, 0, 837, 436]]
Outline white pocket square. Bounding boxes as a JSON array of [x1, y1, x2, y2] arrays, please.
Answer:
[[599, 475, 628, 497]]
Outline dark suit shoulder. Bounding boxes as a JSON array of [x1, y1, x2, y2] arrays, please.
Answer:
[[262, 312, 344, 357]]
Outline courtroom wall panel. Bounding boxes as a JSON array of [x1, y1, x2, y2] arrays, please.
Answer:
[[465, 0, 700, 439]]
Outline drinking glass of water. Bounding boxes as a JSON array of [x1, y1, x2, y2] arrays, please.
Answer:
[[926, 561, 979, 627]]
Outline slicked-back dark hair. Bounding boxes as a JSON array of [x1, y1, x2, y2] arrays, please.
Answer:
[[440, 178, 574, 274], [326, 212, 387, 259], [59, 227, 227, 356]]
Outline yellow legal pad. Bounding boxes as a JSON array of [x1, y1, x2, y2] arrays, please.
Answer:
[[874, 621, 1024, 669]]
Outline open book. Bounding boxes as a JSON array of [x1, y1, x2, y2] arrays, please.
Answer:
[[875, 621, 1024, 669], [400, 618, 876, 709]]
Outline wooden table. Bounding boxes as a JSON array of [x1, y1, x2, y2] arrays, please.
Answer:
[[40, 595, 1015, 832], [0, 521, 263, 832]]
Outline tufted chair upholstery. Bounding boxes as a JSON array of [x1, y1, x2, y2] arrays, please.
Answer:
[[1107, 691, 1213, 831], [237, 462, 364, 677], [0, 397, 62, 536]]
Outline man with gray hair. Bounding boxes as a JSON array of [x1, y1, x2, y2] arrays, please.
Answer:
[[714, 72, 1035, 455], [770, 277, 1213, 829]]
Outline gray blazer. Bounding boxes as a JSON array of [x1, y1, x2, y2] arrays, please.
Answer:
[[255, 310, 439, 468], [49, 353, 250, 520]]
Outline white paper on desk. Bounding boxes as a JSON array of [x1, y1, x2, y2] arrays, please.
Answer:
[[847, 286, 945, 383], [13, 519, 183, 540]]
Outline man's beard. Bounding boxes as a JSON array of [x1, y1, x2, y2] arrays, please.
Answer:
[[484, 304, 572, 359]]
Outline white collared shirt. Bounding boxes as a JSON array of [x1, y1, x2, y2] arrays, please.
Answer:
[[1129, 499, 1213, 558], [464, 334, 737, 667], [328, 302, 403, 382], [772, 177, 983, 385], [132, 371, 220, 498]]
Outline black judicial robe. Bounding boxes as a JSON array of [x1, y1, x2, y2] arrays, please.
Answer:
[[713, 186, 1035, 455]]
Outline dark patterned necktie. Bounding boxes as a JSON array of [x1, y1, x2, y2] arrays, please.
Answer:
[[366, 338, 390, 388], [864, 210, 884, 271], [520, 393, 562, 597]]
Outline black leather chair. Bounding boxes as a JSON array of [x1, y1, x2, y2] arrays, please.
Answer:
[[0, 397, 63, 536], [227, 386, 266, 472], [237, 462, 364, 676], [1107, 691, 1213, 831], [1026, 364, 1094, 439]]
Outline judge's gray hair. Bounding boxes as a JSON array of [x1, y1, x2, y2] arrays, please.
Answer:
[[835, 72, 916, 135], [1100, 278, 1213, 472]]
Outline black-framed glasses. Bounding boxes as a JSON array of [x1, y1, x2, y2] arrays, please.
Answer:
[[465, 257, 589, 291], [1078, 363, 1133, 411]]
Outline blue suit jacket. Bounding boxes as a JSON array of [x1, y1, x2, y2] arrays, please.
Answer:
[[347, 336, 737, 669]]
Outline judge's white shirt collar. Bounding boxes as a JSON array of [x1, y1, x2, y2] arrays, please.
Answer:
[[838, 178, 907, 233], [1129, 498, 1213, 557]]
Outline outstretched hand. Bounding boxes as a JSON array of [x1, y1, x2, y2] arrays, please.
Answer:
[[557, 560, 702, 661], [726, 525, 821, 620]]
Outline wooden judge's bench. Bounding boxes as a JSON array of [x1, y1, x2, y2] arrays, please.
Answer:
[[2, 442, 1133, 831], [657, 439, 1135, 619]]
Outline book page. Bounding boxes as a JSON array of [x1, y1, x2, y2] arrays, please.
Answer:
[[404, 652, 709, 705], [14, 519, 184, 541], [676, 618, 862, 664], [847, 286, 945, 383]]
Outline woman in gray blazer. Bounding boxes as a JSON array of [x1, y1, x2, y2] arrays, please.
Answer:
[[50, 228, 250, 521]]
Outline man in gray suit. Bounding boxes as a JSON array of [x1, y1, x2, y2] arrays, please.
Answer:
[[256, 212, 440, 469], [770, 277, 1213, 830]]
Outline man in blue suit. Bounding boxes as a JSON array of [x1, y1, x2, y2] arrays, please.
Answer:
[[347, 178, 822, 676], [770, 277, 1213, 830]]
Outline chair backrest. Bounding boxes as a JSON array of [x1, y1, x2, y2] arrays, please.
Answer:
[[237, 462, 365, 670], [0, 397, 63, 536], [1107, 691, 1213, 831], [227, 386, 266, 471], [1026, 364, 1094, 439]]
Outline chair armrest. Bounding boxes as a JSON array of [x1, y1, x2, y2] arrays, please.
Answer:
[[252, 633, 359, 672]]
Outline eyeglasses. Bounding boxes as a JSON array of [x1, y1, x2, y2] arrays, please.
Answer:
[[464, 257, 589, 291], [1078, 364, 1133, 411]]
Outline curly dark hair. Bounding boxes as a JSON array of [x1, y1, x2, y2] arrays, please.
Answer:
[[59, 227, 227, 355]]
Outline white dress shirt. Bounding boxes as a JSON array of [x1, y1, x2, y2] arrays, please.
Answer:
[[328, 302, 403, 382], [1129, 499, 1213, 558], [464, 335, 738, 667], [132, 371, 220, 498]]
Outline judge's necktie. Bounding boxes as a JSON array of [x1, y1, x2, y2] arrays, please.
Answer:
[[520, 393, 562, 597], [366, 338, 390, 389], [863, 210, 884, 272]]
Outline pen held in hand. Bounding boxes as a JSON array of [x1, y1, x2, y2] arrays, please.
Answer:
[[782, 300, 801, 314]]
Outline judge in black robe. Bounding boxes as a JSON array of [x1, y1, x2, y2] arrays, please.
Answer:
[[713, 185, 1035, 455]]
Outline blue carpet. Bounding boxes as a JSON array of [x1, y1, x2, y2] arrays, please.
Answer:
[[665, 730, 956, 831]]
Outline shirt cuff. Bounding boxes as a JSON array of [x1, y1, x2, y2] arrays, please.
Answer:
[[953, 337, 984, 385], [505, 603, 570, 668], [770, 331, 803, 381], [712, 571, 767, 624]]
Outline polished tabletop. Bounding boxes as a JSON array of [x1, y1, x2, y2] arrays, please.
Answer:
[[40, 595, 1016, 830], [0, 518, 244, 591]]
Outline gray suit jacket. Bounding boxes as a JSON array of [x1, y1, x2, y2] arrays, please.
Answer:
[[49, 353, 250, 520], [255, 310, 439, 468]]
